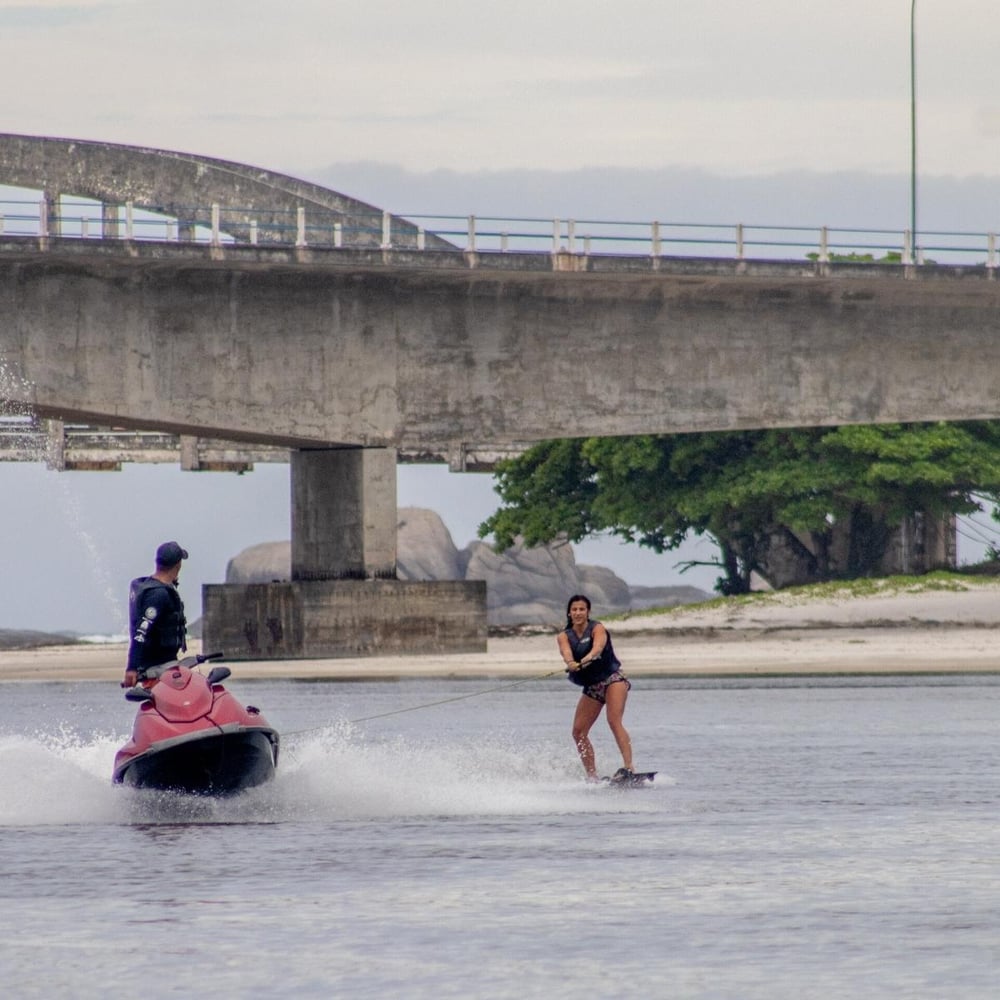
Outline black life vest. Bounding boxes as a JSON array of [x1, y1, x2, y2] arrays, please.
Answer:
[[128, 576, 187, 659], [564, 620, 620, 687]]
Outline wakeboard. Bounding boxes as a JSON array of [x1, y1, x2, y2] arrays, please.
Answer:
[[602, 769, 656, 787]]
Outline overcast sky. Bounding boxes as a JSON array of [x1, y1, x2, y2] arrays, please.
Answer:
[[3, 0, 1000, 634], [2, 1, 999, 178]]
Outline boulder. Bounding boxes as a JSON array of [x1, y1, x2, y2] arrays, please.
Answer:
[[462, 536, 637, 625], [628, 584, 715, 610], [397, 507, 462, 581], [575, 564, 633, 612], [223, 509, 709, 626], [225, 540, 291, 584]]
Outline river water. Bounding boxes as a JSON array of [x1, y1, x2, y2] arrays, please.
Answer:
[[1, 672, 998, 999]]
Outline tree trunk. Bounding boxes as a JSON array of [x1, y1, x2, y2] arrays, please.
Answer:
[[846, 505, 892, 577], [717, 541, 750, 595]]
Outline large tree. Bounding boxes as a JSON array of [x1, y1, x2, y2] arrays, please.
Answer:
[[480, 422, 1000, 594]]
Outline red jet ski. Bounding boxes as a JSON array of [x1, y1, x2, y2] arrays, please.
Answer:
[[113, 652, 279, 796]]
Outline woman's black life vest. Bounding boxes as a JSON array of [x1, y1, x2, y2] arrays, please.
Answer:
[[563, 620, 620, 687]]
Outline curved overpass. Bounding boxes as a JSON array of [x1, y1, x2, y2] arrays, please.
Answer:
[[0, 132, 452, 248]]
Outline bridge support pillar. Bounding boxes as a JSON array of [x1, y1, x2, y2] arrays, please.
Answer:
[[202, 446, 488, 660], [291, 447, 397, 580], [201, 579, 487, 661]]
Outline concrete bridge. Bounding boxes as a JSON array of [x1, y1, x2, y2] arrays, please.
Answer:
[[5, 134, 1000, 658]]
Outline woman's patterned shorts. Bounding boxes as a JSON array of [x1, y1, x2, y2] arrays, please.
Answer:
[[583, 671, 631, 704]]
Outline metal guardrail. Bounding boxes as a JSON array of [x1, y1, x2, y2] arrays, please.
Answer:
[[2, 196, 999, 267], [0, 416, 288, 471], [0, 416, 527, 472]]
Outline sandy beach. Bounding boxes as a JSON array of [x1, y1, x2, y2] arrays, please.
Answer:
[[4, 578, 1000, 682]]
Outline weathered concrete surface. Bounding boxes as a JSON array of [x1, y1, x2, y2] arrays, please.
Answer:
[[0, 132, 451, 248], [201, 579, 487, 659], [6, 239, 1000, 454], [290, 447, 397, 579]]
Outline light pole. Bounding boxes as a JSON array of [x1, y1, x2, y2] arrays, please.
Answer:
[[910, 0, 918, 260]]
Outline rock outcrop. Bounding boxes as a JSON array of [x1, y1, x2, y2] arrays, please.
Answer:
[[225, 507, 709, 626], [225, 540, 291, 584]]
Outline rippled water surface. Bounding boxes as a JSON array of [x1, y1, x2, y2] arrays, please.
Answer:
[[2, 673, 998, 999]]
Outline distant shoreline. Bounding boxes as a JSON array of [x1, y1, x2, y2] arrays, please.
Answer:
[[0, 629, 93, 651], [6, 579, 1000, 681], [3, 627, 1000, 683]]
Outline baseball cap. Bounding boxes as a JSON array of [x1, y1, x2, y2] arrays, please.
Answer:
[[155, 541, 189, 566]]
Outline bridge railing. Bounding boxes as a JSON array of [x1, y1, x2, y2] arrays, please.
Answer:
[[2, 193, 999, 267]]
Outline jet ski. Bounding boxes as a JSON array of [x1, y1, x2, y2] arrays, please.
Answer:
[[113, 652, 279, 796]]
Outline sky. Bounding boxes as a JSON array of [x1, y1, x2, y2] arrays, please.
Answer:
[[3, 0, 1000, 634], [2, 1, 999, 179]]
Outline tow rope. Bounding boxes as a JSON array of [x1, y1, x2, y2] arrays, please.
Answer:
[[282, 668, 563, 739]]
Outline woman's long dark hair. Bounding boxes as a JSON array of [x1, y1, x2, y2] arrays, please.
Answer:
[[565, 593, 591, 628]]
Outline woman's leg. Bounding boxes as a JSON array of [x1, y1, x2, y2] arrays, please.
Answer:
[[603, 680, 633, 772], [571, 694, 603, 779]]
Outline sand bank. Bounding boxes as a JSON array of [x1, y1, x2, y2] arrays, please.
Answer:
[[4, 580, 1000, 681]]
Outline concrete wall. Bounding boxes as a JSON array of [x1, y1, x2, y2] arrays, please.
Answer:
[[202, 579, 488, 659], [7, 239, 1000, 453]]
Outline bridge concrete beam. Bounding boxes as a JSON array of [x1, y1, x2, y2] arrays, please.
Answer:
[[5, 241, 1000, 456]]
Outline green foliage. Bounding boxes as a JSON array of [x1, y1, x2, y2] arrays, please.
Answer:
[[483, 439, 601, 551], [479, 421, 1000, 594], [805, 250, 905, 264]]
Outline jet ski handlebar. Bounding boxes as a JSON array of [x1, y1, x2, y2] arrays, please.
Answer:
[[122, 651, 227, 699]]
